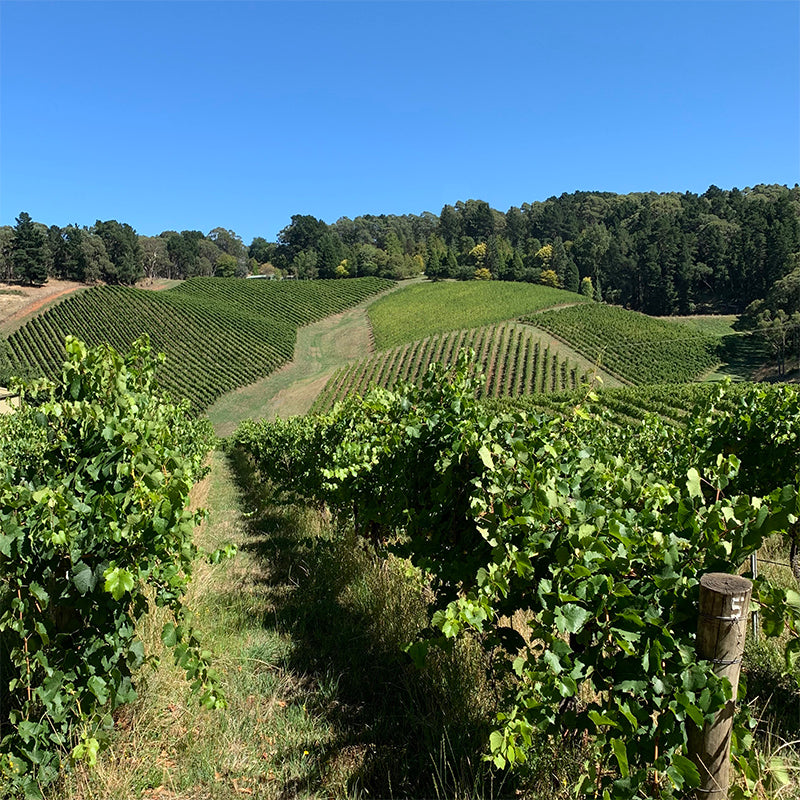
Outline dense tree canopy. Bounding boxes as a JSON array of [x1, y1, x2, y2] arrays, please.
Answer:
[[8, 184, 799, 317]]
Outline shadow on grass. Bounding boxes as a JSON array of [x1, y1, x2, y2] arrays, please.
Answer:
[[713, 333, 770, 381], [223, 447, 512, 799]]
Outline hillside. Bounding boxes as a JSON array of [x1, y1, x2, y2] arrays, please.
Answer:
[[311, 322, 621, 413], [368, 281, 589, 350], [523, 303, 721, 384], [3, 277, 394, 411], [0, 280, 86, 335], [3, 278, 800, 800]]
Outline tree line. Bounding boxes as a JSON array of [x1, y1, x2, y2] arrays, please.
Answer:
[[3, 183, 799, 318], [0, 215, 255, 287]]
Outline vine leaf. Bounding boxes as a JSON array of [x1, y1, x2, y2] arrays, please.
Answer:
[[103, 566, 135, 601], [686, 468, 703, 499], [555, 603, 591, 634], [71, 562, 95, 595]]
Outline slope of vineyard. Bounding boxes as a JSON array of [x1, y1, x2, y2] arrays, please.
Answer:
[[522, 303, 721, 384], [169, 276, 392, 328], [5, 277, 393, 411], [368, 280, 589, 350], [310, 323, 619, 413]]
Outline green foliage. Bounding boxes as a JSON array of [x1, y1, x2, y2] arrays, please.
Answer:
[[231, 360, 800, 799], [0, 336, 219, 795], [525, 303, 721, 384], [92, 219, 142, 285], [368, 280, 588, 351], [5, 277, 393, 412]]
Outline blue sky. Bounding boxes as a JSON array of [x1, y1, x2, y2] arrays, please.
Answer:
[[1, 1, 798, 244]]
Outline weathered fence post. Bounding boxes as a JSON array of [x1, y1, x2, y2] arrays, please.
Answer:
[[687, 572, 752, 800]]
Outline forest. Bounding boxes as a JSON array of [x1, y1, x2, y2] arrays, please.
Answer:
[[3, 184, 799, 321]]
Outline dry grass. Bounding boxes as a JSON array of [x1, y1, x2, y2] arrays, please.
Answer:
[[0, 280, 86, 334]]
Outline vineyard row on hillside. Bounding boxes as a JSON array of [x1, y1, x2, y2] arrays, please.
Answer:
[[170, 276, 394, 328], [367, 280, 589, 351], [311, 323, 599, 413], [523, 303, 721, 384], [6, 277, 393, 411], [491, 383, 729, 429]]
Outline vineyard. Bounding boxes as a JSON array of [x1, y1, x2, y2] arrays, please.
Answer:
[[232, 361, 800, 799], [367, 280, 589, 350], [523, 303, 721, 384], [3, 277, 393, 411], [494, 383, 724, 429], [0, 338, 220, 795], [3, 276, 800, 799], [311, 323, 618, 413]]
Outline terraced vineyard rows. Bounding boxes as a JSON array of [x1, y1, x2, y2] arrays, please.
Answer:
[[523, 303, 721, 384], [311, 323, 597, 413], [6, 277, 393, 411]]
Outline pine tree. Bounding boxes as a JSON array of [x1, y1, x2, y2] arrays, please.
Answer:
[[565, 258, 580, 293], [12, 212, 48, 285]]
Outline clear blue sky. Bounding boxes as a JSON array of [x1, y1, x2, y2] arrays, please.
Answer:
[[1, 1, 798, 244]]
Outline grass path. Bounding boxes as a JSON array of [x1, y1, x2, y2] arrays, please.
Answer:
[[47, 450, 348, 799], [48, 448, 505, 799], [205, 282, 418, 437], [205, 305, 374, 436]]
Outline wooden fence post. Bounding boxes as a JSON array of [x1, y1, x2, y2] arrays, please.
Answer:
[[687, 572, 752, 800]]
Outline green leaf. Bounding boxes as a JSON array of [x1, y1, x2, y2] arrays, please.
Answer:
[[767, 755, 791, 788], [785, 637, 800, 672], [543, 650, 563, 674], [161, 623, 177, 648], [87, 675, 109, 705], [555, 603, 591, 634], [71, 562, 95, 595], [785, 589, 800, 613], [610, 738, 629, 778], [478, 445, 494, 470], [670, 753, 700, 788], [103, 566, 136, 601], [588, 709, 618, 728], [405, 640, 429, 669], [72, 736, 100, 766], [686, 468, 703, 499]]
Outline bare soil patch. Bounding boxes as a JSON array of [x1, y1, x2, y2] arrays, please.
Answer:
[[0, 388, 19, 415], [0, 280, 86, 334]]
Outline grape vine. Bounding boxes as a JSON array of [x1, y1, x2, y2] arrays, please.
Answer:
[[232, 354, 800, 798], [0, 336, 222, 796]]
